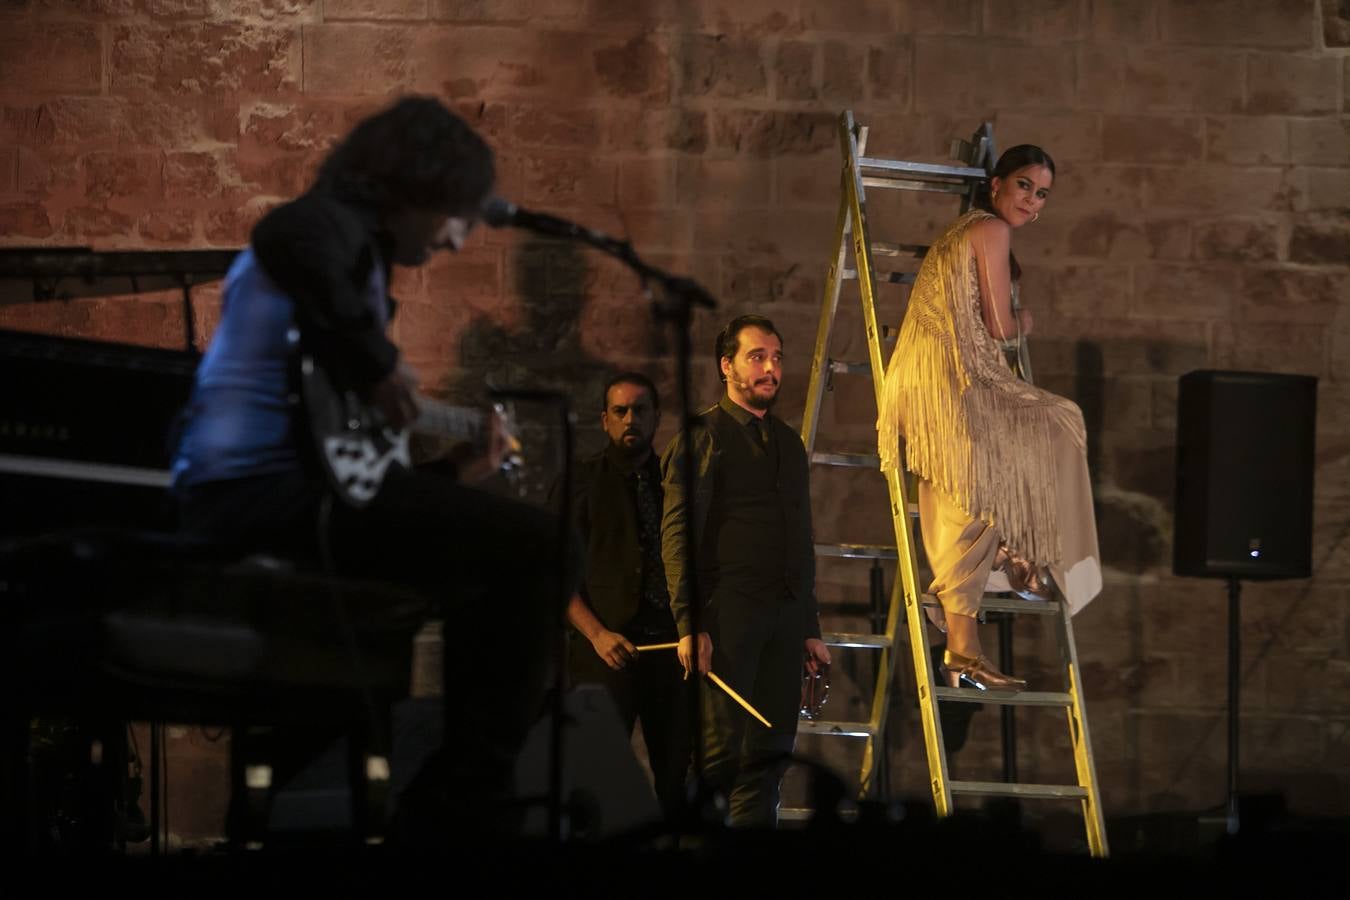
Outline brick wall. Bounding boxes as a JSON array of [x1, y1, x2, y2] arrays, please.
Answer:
[[2, 0, 1347, 839]]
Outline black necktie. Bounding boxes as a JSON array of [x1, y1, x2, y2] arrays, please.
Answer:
[[633, 468, 666, 609]]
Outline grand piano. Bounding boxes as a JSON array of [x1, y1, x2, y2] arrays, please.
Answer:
[[0, 247, 237, 536]]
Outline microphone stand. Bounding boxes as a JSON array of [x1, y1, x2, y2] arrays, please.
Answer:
[[486, 387, 574, 844], [493, 210, 716, 834]]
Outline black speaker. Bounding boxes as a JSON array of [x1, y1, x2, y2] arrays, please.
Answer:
[[512, 685, 661, 838], [1173, 370, 1316, 580], [388, 687, 660, 840]]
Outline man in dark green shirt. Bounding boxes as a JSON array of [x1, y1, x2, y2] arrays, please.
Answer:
[[660, 314, 830, 826], [554, 373, 690, 823]]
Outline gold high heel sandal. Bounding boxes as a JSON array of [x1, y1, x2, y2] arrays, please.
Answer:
[[942, 649, 1028, 693], [995, 542, 1054, 603]]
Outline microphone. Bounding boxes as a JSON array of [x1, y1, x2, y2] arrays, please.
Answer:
[[480, 196, 583, 240], [477, 197, 718, 312], [480, 196, 518, 228]]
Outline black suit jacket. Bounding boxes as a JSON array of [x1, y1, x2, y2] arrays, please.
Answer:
[[553, 445, 660, 634]]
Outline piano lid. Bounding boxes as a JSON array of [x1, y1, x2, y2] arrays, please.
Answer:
[[0, 246, 240, 304]]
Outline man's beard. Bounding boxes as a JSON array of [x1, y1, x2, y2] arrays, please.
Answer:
[[617, 431, 652, 456], [745, 390, 775, 411], [738, 376, 779, 410]]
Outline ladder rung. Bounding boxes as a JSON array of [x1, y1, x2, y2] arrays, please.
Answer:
[[858, 157, 988, 180], [811, 451, 880, 468], [980, 596, 1062, 615], [862, 176, 975, 196], [815, 543, 897, 560], [869, 241, 928, 258], [779, 806, 859, 823], [842, 268, 917, 285], [949, 780, 1088, 801], [828, 358, 872, 376], [821, 632, 892, 649], [797, 719, 874, 737], [921, 595, 1061, 615], [934, 688, 1073, 708]]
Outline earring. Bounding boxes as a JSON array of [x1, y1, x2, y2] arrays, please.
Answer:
[[1032, 212, 1040, 223]]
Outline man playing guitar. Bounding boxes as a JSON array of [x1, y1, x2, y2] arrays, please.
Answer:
[[171, 96, 576, 841]]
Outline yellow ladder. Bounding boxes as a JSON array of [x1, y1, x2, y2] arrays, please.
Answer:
[[795, 111, 1108, 857]]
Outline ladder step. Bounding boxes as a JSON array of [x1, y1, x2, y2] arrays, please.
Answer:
[[921, 595, 1061, 615], [815, 543, 897, 560], [869, 241, 928, 258], [779, 806, 859, 823], [842, 268, 917, 285], [828, 358, 873, 376], [934, 688, 1073, 708], [797, 719, 874, 737], [862, 176, 975, 196], [822, 631, 892, 649], [858, 157, 989, 181], [811, 451, 880, 468], [949, 780, 1088, 801], [980, 596, 1062, 615], [982, 593, 1063, 615]]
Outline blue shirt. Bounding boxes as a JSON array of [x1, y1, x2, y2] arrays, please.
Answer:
[[171, 245, 389, 487]]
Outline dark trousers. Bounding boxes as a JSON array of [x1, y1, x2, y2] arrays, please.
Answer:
[[569, 631, 691, 822], [177, 466, 577, 835], [702, 591, 803, 827]]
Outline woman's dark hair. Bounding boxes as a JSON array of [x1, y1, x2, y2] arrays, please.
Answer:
[[715, 314, 782, 383], [973, 144, 1056, 281], [314, 95, 495, 215], [992, 144, 1056, 182]]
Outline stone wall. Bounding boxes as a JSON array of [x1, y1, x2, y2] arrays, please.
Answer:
[[2, 0, 1347, 841]]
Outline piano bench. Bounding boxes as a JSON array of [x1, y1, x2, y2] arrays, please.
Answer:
[[0, 528, 434, 852]]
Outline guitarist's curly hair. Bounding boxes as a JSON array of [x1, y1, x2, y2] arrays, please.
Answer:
[[314, 95, 495, 216]]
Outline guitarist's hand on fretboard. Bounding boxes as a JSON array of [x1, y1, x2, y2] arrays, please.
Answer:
[[455, 405, 522, 484]]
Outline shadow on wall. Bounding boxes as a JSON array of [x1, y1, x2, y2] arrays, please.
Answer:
[[1030, 335, 1214, 575], [439, 237, 658, 504]]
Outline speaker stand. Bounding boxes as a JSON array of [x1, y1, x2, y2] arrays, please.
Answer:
[[1225, 576, 1241, 835]]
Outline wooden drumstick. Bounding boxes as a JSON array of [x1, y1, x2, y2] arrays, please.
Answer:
[[707, 671, 772, 729]]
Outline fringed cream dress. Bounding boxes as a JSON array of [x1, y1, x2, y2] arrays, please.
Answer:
[[877, 209, 1101, 617]]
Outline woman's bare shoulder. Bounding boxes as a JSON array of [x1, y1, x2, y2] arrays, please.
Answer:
[[965, 215, 1010, 257], [966, 214, 1010, 240]]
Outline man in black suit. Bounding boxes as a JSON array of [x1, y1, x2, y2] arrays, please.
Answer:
[[556, 372, 689, 822], [661, 314, 830, 827]]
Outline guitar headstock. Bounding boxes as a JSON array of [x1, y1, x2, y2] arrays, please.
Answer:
[[491, 401, 525, 475]]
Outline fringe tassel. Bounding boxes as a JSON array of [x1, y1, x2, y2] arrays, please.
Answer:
[[877, 210, 1082, 568]]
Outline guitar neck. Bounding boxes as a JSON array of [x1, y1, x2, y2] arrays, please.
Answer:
[[413, 399, 485, 444]]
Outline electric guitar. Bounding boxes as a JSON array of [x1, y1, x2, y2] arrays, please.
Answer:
[[301, 355, 520, 507]]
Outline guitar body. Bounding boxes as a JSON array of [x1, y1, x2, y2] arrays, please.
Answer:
[[301, 355, 413, 507], [300, 355, 512, 507]]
